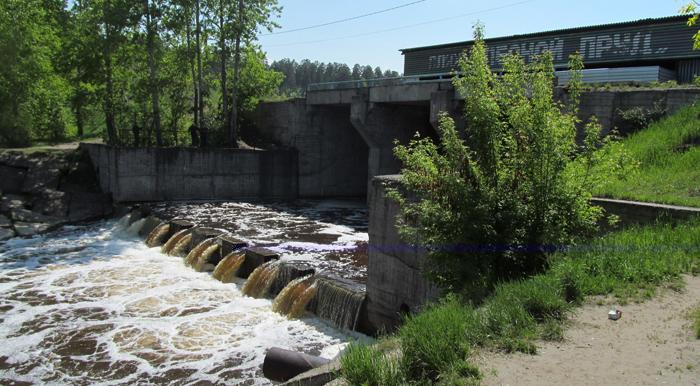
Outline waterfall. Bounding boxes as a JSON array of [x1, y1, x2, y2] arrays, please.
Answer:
[[311, 278, 366, 331], [126, 218, 146, 236], [242, 261, 280, 298], [116, 214, 130, 230], [162, 229, 191, 255], [170, 234, 193, 257], [145, 223, 171, 247], [268, 263, 315, 296], [212, 252, 246, 283], [272, 275, 317, 318], [185, 237, 219, 267], [192, 244, 221, 272]]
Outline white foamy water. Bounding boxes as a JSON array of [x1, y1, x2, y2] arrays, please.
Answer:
[[0, 220, 364, 385], [152, 200, 369, 281]]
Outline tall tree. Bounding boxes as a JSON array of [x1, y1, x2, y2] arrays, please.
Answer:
[[227, 0, 280, 147], [144, 0, 162, 146]]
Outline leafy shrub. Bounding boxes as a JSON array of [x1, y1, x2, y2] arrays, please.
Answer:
[[390, 26, 630, 293], [616, 100, 667, 135]]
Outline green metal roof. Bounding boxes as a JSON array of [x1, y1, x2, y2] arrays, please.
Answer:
[[400, 15, 692, 53]]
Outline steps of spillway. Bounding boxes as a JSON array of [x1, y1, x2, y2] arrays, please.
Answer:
[[125, 205, 370, 334]]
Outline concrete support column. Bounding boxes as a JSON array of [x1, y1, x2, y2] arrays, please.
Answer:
[[430, 89, 464, 133], [351, 96, 432, 183]]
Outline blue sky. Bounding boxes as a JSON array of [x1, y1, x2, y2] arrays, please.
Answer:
[[258, 0, 686, 72]]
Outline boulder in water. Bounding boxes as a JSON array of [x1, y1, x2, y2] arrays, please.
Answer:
[[0, 227, 15, 241]]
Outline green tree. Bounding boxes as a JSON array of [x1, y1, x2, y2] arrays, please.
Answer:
[[389, 27, 631, 295], [681, 1, 700, 49], [0, 0, 71, 146]]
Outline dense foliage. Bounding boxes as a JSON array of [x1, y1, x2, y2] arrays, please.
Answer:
[[389, 27, 632, 294], [1, 0, 281, 147], [270, 59, 400, 96]]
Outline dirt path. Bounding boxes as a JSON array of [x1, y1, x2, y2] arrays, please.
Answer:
[[476, 276, 700, 386]]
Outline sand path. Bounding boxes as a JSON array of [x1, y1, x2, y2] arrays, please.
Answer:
[[476, 275, 700, 386]]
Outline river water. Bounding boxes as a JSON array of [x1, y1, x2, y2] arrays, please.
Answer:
[[0, 200, 369, 385]]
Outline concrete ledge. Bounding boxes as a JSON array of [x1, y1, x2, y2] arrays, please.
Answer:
[[83, 144, 298, 202], [592, 197, 700, 224], [238, 247, 279, 278]]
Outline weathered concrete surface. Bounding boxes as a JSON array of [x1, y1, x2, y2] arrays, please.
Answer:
[[366, 175, 440, 332], [249, 100, 368, 198], [83, 144, 298, 202]]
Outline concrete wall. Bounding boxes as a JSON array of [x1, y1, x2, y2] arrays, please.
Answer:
[[559, 88, 700, 134], [250, 100, 368, 198], [83, 144, 298, 202], [366, 175, 440, 332]]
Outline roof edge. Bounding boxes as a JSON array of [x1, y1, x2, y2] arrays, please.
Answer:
[[400, 15, 691, 53]]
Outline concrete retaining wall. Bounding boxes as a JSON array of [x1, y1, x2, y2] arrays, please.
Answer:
[[249, 100, 368, 198], [83, 144, 298, 202], [366, 175, 439, 332]]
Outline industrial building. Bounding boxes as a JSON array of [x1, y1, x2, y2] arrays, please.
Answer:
[[401, 15, 700, 84]]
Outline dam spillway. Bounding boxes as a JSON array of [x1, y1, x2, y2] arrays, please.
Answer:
[[0, 200, 370, 385]]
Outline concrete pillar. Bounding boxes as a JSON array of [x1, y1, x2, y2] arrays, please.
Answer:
[[350, 95, 432, 183]]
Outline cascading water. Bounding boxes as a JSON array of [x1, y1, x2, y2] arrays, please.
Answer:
[[125, 218, 146, 235], [185, 237, 219, 267], [213, 252, 246, 283], [272, 276, 318, 318], [145, 223, 170, 247], [0, 201, 370, 384], [170, 234, 193, 257], [162, 228, 191, 255], [242, 261, 280, 298], [192, 244, 221, 272], [311, 278, 366, 331]]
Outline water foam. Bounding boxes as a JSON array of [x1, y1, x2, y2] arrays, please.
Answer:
[[0, 221, 359, 385]]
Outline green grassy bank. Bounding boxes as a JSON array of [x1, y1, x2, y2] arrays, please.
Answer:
[[341, 220, 700, 385], [593, 103, 700, 207]]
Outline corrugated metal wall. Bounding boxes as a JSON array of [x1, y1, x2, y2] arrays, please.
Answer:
[[677, 59, 700, 83], [403, 16, 700, 79], [555, 66, 676, 86]]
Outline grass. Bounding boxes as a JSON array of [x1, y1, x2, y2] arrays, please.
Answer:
[[340, 220, 700, 385], [592, 102, 700, 207], [692, 306, 700, 339]]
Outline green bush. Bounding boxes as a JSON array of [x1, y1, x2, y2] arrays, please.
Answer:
[[616, 100, 667, 135], [390, 26, 631, 293]]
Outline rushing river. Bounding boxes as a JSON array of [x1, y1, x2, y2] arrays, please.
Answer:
[[0, 201, 369, 385]]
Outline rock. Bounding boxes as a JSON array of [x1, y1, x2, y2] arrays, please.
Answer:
[[66, 192, 112, 222], [21, 168, 61, 193], [0, 227, 15, 241], [0, 195, 28, 213], [32, 189, 69, 218], [0, 164, 27, 194], [10, 208, 60, 224], [0, 214, 11, 227], [14, 222, 52, 237]]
